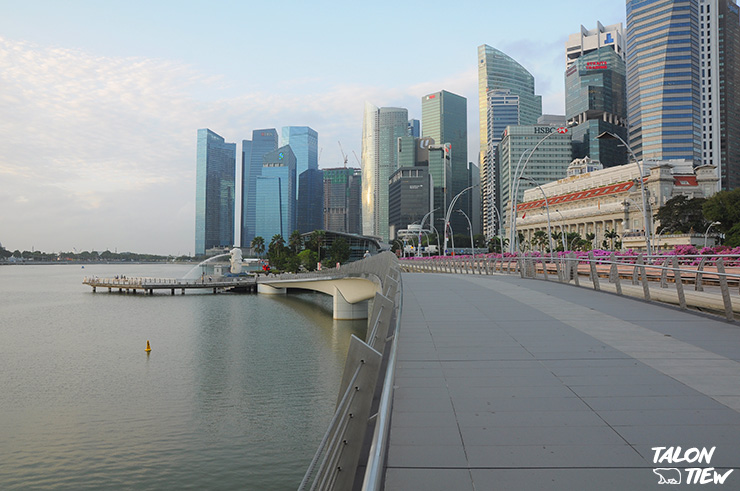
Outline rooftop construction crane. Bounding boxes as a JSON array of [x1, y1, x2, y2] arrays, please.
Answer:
[[338, 141, 348, 168]]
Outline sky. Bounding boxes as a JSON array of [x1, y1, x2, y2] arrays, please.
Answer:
[[0, 0, 627, 255]]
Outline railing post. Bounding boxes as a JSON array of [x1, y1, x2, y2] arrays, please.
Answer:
[[541, 257, 549, 281], [672, 256, 686, 310], [637, 254, 651, 301], [716, 258, 735, 321], [660, 257, 670, 288], [588, 251, 600, 291], [609, 252, 622, 296], [571, 253, 580, 287], [695, 257, 706, 292]]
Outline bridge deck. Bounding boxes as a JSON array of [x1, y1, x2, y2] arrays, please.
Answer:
[[386, 273, 740, 490]]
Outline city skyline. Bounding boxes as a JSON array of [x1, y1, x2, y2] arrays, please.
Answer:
[[2, 1, 632, 254]]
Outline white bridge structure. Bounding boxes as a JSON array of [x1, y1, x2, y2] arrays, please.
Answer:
[[257, 253, 396, 320]]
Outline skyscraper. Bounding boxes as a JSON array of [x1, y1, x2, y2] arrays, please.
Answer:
[[255, 146, 296, 241], [700, 0, 740, 190], [241, 129, 278, 247], [626, 0, 702, 163], [297, 168, 324, 233], [485, 89, 521, 235], [422, 90, 469, 238], [566, 22, 625, 68], [323, 167, 362, 234], [478, 45, 542, 238], [195, 129, 236, 256], [497, 125, 572, 240], [361, 103, 408, 241], [565, 45, 628, 165], [281, 126, 319, 189]]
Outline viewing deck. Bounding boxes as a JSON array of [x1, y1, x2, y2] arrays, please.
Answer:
[[384, 270, 740, 490], [82, 275, 257, 294]]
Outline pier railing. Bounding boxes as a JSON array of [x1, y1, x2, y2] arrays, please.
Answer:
[[299, 252, 402, 491], [400, 253, 740, 321]]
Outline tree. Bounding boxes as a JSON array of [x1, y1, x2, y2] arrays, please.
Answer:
[[532, 230, 548, 251], [307, 230, 326, 262], [267, 234, 287, 270], [703, 188, 740, 247], [251, 236, 265, 258], [327, 238, 351, 265], [488, 236, 508, 254], [297, 249, 318, 271], [655, 195, 708, 234], [604, 229, 619, 250], [288, 230, 303, 255]]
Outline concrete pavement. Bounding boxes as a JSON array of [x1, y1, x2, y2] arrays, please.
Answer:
[[385, 273, 740, 490]]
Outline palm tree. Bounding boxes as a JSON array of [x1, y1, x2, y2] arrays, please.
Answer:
[[532, 230, 547, 252], [251, 236, 265, 258], [604, 229, 619, 250], [288, 230, 303, 255], [310, 230, 326, 262]]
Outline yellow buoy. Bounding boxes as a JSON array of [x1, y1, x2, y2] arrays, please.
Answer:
[[145, 340, 152, 352]]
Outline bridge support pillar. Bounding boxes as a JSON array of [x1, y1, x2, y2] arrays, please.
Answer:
[[333, 287, 368, 320], [258, 284, 286, 295]]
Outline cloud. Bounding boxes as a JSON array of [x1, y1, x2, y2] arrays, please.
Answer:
[[0, 35, 481, 254]]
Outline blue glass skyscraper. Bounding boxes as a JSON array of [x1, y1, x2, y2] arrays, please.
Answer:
[[297, 168, 324, 233], [241, 129, 278, 247], [626, 0, 701, 163], [255, 146, 296, 241], [195, 129, 236, 256], [281, 126, 318, 181]]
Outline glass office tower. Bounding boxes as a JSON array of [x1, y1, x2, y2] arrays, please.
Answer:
[[626, 0, 701, 163], [195, 129, 236, 256], [361, 103, 408, 242], [700, 0, 740, 190], [422, 90, 471, 236], [484, 90, 521, 236], [297, 168, 324, 233], [255, 146, 296, 241], [565, 47, 628, 166], [242, 129, 278, 247], [478, 45, 542, 239]]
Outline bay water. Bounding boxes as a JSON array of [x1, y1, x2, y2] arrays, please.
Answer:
[[0, 264, 365, 490]]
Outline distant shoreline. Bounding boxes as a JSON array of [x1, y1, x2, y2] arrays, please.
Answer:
[[0, 261, 195, 266]]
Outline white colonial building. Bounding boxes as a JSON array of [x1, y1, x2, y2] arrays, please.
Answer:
[[515, 159, 718, 251]]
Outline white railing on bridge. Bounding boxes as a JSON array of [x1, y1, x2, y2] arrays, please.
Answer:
[[400, 253, 740, 322]]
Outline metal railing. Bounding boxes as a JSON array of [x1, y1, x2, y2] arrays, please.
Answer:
[[299, 253, 402, 491], [400, 253, 740, 321]]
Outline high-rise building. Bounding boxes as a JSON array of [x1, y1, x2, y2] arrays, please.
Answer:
[[700, 0, 740, 190], [626, 0, 702, 163], [422, 90, 469, 237], [241, 129, 278, 247], [361, 103, 408, 241], [281, 126, 318, 189], [388, 167, 432, 240], [485, 89, 521, 235], [323, 167, 362, 234], [566, 22, 625, 68], [408, 119, 421, 138], [255, 146, 296, 241], [565, 46, 628, 165], [497, 125, 572, 238], [478, 45, 542, 238], [297, 168, 324, 233], [195, 129, 236, 256]]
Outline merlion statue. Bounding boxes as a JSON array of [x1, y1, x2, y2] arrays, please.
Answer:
[[230, 247, 243, 274]]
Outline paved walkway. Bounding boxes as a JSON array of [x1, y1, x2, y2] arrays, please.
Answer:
[[385, 273, 740, 490]]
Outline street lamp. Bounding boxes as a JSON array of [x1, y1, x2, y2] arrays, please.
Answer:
[[490, 206, 505, 254], [509, 122, 576, 253], [597, 131, 652, 255], [418, 208, 439, 257], [429, 224, 442, 256], [704, 221, 721, 249], [519, 175, 552, 252], [444, 184, 479, 256], [554, 209, 568, 251], [456, 209, 475, 258]]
